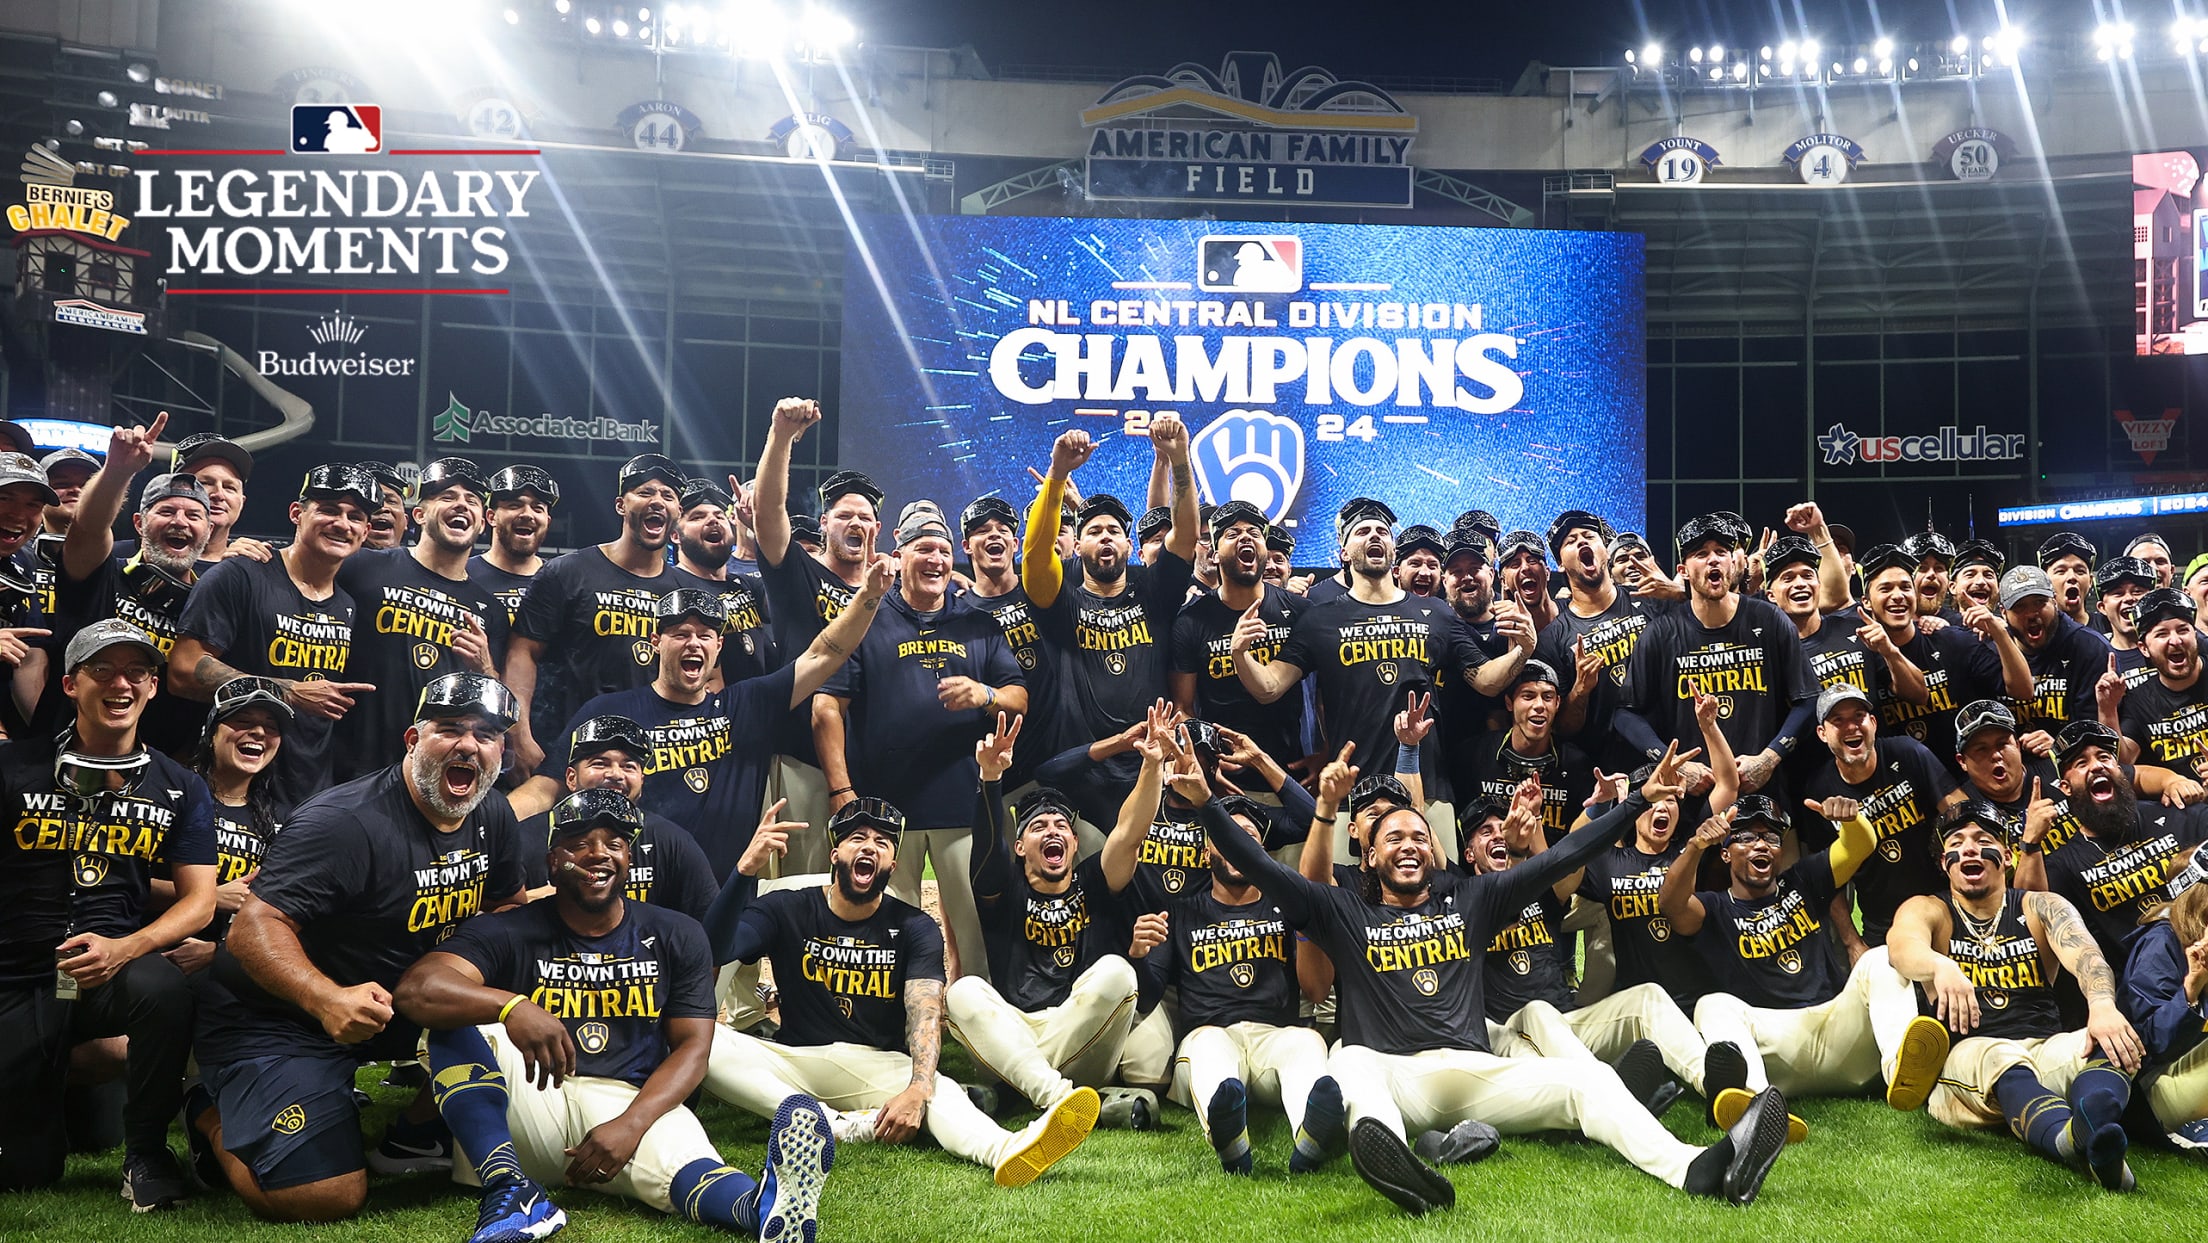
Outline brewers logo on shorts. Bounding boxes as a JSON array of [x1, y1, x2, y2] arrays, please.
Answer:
[[1649, 916, 1671, 942], [1105, 651, 1127, 676], [577, 1021, 611, 1054], [1377, 661, 1398, 686], [73, 854, 108, 886], [1230, 961, 1255, 989], [272, 1104, 307, 1135], [1508, 948, 1532, 975], [1777, 948, 1803, 974], [633, 639, 655, 666], [412, 641, 439, 670], [684, 768, 709, 794], [1412, 967, 1439, 996]]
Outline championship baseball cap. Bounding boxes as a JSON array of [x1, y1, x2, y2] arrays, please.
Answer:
[[1265, 525, 1296, 556], [1456, 797, 1507, 831], [1608, 530, 1651, 560], [1013, 786, 1077, 831], [679, 479, 733, 513], [1729, 794, 1791, 833], [1509, 658, 1561, 693], [1443, 529, 1494, 567], [1077, 493, 1133, 532], [39, 447, 99, 483], [617, 453, 683, 494], [2037, 531, 2096, 569], [656, 587, 728, 629], [828, 796, 905, 845], [2125, 532, 2172, 559], [1395, 524, 1446, 563], [297, 463, 377, 509], [137, 472, 210, 515], [1953, 540, 2004, 574], [1998, 565, 2056, 611], [2053, 719, 2121, 767], [895, 500, 953, 548], [1954, 699, 2019, 748], [1135, 505, 1173, 543], [818, 469, 885, 510], [64, 618, 160, 673], [0, 421, 31, 457], [1674, 513, 1740, 559], [1938, 799, 2011, 845], [209, 675, 293, 733], [1900, 531, 1957, 564], [1763, 533, 1821, 575], [358, 461, 406, 495], [2131, 586, 2197, 634], [960, 495, 1017, 536], [0, 453, 58, 505], [548, 787, 643, 844], [1854, 543, 1916, 581], [1336, 496, 1396, 539], [1452, 509, 1502, 544], [487, 465, 560, 507], [1814, 682, 1873, 723], [2189, 552, 2208, 589], [171, 432, 252, 481], [1494, 529, 1547, 565], [416, 672, 520, 731], [2094, 556, 2157, 593], [1546, 510, 1613, 562], [1214, 793, 1271, 833], [1712, 512, 1753, 544], [568, 714, 650, 767], [414, 456, 487, 500], [1826, 523, 1856, 556], [789, 512, 823, 546], [1348, 773, 1412, 816], [1208, 500, 1268, 542]]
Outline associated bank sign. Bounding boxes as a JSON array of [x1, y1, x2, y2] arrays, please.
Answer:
[[1082, 51, 1417, 208], [434, 393, 659, 446]]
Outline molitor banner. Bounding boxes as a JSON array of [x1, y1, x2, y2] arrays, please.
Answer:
[[837, 214, 1646, 541]]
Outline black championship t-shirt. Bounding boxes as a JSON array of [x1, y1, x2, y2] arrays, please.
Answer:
[[334, 548, 512, 782], [2121, 674, 2208, 781], [1172, 585, 1309, 767], [1936, 890, 2061, 1042], [1797, 607, 1890, 703], [825, 590, 1020, 832], [1624, 595, 1815, 763], [0, 744, 214, 987], [563, 663, 795, 878], [1961, 752, 2093, 857], [193, 800, 280, 942], [971, 583, 1070, 790], [671, 565, 778, 686], [1148, 887, 1299, 1033], [1457, 731, 1595, 845], [2016, 615, 2113, 733], [970, 833, 1133, 1013], [1580, 842, 1718, 1008], [2043, 802, 2208, 962], [757, 546, 858, 654], [1886, 625, 2005, 777], [1279, 591, 1486, 788], [177, 554, 358, 804], [1690, 852, 1846, 1009], [1480, 887, 1572, 1021], [465, 555, 537, 628], [55, 553, 204, 757], [512, 546, 677, 745], [195, 768, 525, 1062], [440, 899, 717, 1087], [1800, 737, 1958, 944], [722, 886, 944, 1051], [2115, 644, 2157, 694], [1536, 591, 1655, 749], [1035, 553, 1195, 739], [521, 809, 719, 924]]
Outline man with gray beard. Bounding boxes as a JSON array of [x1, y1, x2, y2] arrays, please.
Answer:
[[186, 673, 530, 1223]]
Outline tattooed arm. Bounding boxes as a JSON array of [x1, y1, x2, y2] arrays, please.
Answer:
[[786, 554, 892, 708], [874, 977, 943, 1144], [2025, 890, 2144, 1071]]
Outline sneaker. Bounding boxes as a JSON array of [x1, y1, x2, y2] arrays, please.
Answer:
[[755, 1095, 835, 1243], [829, 1109, 877, 1145], [468, 1175, 566, 1243], [1206, 1079, 1253, 1176], [1614, 1038, 1681, 1118], [993, 1086, 1099, 1188], [1716, 1087, 1790, 1206], [120, 1147, 189, 1213], [1885, 1016, 1950, 1113], [1096, 1086, 1157, 1130], [1711, 1086, 1808, 1144], [2168, 1117, 2208, 1152], [180, 1082, 224, 1193], [1411, 1119, 1501, 1166], [382, 1060, 430, 1091], [1289, 1075, 1348, 1173], [369, 1113, 455, 1174], [1702, 1041, 1750, 1123], [1348, 1119, 1455, 1216]]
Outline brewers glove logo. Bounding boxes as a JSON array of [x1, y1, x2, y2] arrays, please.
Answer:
[[272, 1104, 307, 1135], [1105, 651, 1127, 676], [1016, 648, 1036, 670], [1412, 967, 1439, 996], [632, 639, 655, 666], [1983, 988, 2011, 1011], [1649, 916, 1671, 942], [1777, 949, 1803, 975], [577, 1022, 611, 1054], [1165, 868, 1187, 893], [1191, 410, 1304, 522], [684, 768, 709, 794], [1054, 945, 1077, 969], [1508, 948, 1532, 976], [412, 641, 439, 670], [1879, 839, 1903, 862], [1230, 961, 1255, 989], [1376, 661, 1398, 686], [73, 854, 108, 886]]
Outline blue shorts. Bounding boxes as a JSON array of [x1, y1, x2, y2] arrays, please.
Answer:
[[204, 1051, 364, 1191]]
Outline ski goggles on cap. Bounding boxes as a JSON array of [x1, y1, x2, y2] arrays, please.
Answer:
[[1336, 496, 1396, 539], [1729, 795, 1790, 836], [357, 462, 406, 494], [549, 787, 643, 843], [1208, 500, 1269, 542], [1453, 509, 1501, 542], [1135, 505, 1173, 543], [170, 432, 252, 480], [1674, 513, 1740, 558], [617, 454, 683, 494], [298, 463, 378, 508], [414, 457, 486, 500], [1546, 510, 1613, 561], [211, 676, 293, 731], [1854, 543, 1916, 580], [960, 495, 1017, 535], [2053, 720, 2121, 766], [2132, 587, 2197, 633], [487, 465, 560, 507], [1443, 530, 1493, 566], [1396, 524, 1446, 562], [680, 479, 733, 512], [1952, 540, 2003, 573], [819, 469, 884, 509], [789, 512, 823, 544], [1348, 774, 1412, 816], [2095, 556, 2157, 593], [1901, 532, 1956, 563], [2036, 531, 2097, 568], [829, 797, 906, 844], [1763, 533, 1821, 574], [1494, 530, 1547, 565], [1954, 699, 2018, 745], [1077, 493, 1132, 530], [1214, 794, 1269, 831], [415, 672, 519, 730], [568, 715, 649, 766], [1266, 525, 1295, 555], [656, 587, 727, 628], [1014, 786, 1077, 830]]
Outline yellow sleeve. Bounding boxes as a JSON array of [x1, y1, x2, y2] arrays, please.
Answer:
[[1021, 476, 1067, 609], [1828, 814, 1877, 887]]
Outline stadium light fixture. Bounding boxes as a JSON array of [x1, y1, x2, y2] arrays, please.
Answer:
[[1872, 37, 1893, 59], [1642, 43, 1663, 64], [1988, 26, 2024, 66]]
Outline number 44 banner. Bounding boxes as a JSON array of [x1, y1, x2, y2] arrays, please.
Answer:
[[618, 100, 703, 152]]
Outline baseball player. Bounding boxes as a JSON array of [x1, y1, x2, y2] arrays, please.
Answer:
[[701, 797, 1098, 1187], [1884, 802, 2143, 1190]]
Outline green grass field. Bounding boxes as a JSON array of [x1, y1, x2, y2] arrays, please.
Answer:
[[6, 1048, 2206, 1243]]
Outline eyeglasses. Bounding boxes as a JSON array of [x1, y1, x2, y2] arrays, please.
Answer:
[[80, 661, 156, 685]]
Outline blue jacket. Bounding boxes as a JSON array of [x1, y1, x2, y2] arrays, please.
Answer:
[[2120, 921, 2208, 1069]]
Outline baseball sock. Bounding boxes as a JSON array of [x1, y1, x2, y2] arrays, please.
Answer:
[[1991, 1065, 2071, 1161], [425, 1026, 526, 1186], [2066, 1062, 2134, 1188], [672, 1158, 761, 1233]]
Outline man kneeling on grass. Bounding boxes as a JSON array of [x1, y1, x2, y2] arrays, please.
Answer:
[[396, 789, 832, 1243]]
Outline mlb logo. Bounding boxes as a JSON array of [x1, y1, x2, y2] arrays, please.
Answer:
[[292, 104, 383, 154], [1197, 235, 1301, 294]]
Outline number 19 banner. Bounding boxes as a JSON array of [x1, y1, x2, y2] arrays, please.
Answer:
[[836, 214, 1645, 544]]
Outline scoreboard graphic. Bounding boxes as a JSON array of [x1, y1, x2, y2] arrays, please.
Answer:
[[837, 214, 1645, 543]]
